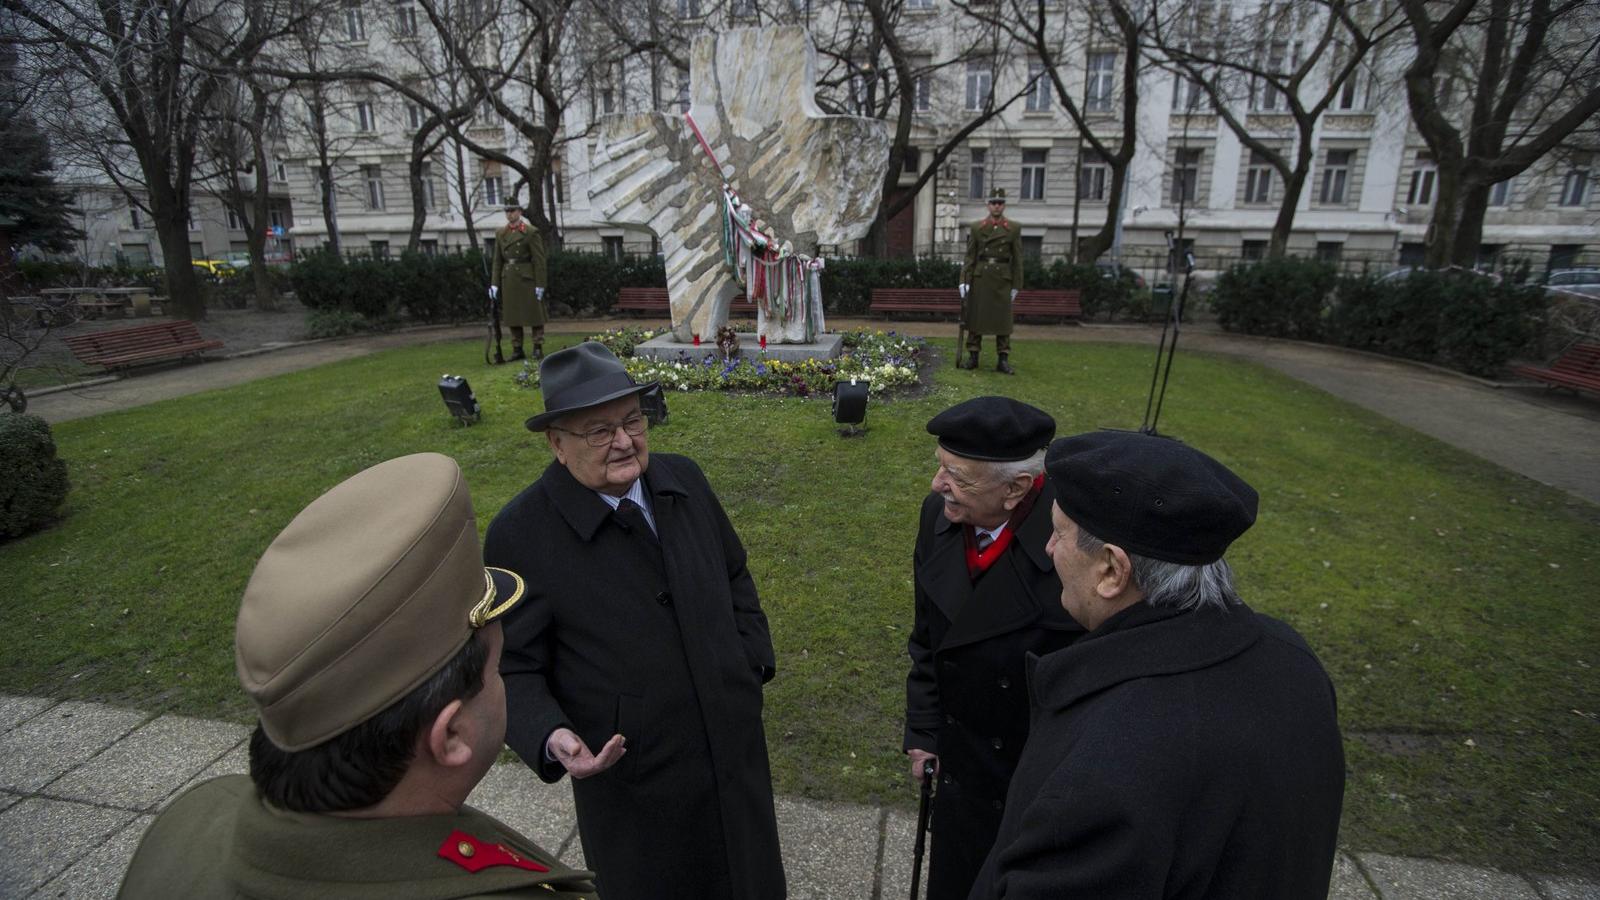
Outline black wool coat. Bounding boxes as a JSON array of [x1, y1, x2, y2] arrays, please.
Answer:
[[484, 454, 785, 900], [968, 601, 1346, 900], [905, 491, 1084, 900]]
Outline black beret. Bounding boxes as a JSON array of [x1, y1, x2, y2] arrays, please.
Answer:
[[1046, 431, 1258, 565], [927, 396, 1055, 462]]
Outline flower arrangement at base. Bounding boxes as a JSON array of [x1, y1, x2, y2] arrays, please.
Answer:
[[618, 330, 927, 398]]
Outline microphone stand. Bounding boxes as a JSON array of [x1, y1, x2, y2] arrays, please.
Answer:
[[1140, 230, 1194, 437]]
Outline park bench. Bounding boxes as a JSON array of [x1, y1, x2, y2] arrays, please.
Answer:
[[62, 321, 224, 371], [868, 288, 1083, 323], [1511, 342, 1600, 396], [613, 287, 755, 318]]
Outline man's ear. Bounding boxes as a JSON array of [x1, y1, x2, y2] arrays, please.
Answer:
[[1096, 544, 1136, 600], [546, 430, 567, 465], [424, 699, 474, 769], [1001, 473, 1035, 511]]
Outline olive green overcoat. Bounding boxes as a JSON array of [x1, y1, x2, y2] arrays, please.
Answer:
[[492, 223, 548, 328], [959, 218, 1024, 336], [116, 775, 598, 899]]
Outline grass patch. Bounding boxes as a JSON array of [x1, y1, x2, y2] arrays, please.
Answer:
[[1, 335, 1597, 875]]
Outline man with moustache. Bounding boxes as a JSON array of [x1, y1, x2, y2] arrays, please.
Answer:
[[968, 431, 1345, 900], [484, 342, 786, 900], [903, 397, 1084, 900]]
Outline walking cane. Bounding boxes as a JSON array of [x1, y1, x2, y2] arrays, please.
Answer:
[[910, 760, 936, 900]]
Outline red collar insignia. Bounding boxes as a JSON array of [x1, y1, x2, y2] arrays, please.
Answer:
[[438, 829, 550, 874]]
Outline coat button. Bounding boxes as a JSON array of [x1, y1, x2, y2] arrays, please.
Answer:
[[991, 737, 1003, 750], [997, 676, 1010, 689], [991, 799, 1004, 811], [655, 591, 672, 606]]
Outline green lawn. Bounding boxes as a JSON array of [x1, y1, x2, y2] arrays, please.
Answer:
[[2, 335, 1596, 876]]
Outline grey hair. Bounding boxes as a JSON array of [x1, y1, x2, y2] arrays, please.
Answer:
[[1074, 527, 1241, 612], [984, 448, 1047, 484]]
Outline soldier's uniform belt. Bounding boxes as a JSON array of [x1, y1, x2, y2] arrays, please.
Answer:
[[980, 256, 1009, 263]]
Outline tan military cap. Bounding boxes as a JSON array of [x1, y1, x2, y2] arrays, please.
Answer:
[[235, 453, 524, 751]]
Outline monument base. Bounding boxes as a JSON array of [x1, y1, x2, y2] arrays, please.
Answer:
[[635, 332, 844, 363]]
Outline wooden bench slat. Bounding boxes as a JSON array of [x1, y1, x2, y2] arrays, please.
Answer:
[[1513, 342, 1600, 395], [615, 288, 754, 316], [869, 288, 1081, 322]]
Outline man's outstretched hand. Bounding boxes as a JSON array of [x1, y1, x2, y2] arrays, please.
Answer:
[[546, 727, 626, 779]]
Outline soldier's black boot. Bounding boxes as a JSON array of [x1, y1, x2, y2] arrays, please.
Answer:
[[533, 343, 544, 361], [966, 351, 979, 370], [510, 345, 526, 362], [493, 349, 506, 365], [996, 353, 1015, 375]]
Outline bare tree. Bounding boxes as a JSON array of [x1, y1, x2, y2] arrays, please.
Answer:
[[1400, 0, 1600, 267], [197, 72, 287, 309], [3, 0, 306, 320], [1151, 0, 1401, 257]]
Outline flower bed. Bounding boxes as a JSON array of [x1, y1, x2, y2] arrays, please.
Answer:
[[520, 327, 928, 397]]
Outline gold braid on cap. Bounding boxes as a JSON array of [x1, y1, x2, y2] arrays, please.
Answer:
[[470, 568, 526, 628]]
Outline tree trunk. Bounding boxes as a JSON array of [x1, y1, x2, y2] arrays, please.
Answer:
[[1424, 158, 1464, 269], [1080, 165, 1123, 263], [407, 152, 428, 252], [152, 216, 204, 321], [1450, 182, 1491, 268], [1270, 166, 1311, 258]]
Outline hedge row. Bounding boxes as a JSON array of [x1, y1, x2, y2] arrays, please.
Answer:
[[1210, 258, 1547, 376], [284, 251, 1148, 322]]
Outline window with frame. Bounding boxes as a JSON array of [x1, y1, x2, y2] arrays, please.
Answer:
[[269, 208, 286, 229], [906, 0, 932, 9], [406, 102, 424, 130], [1020, 149, 1048, 200], [965, 60, 993, 112], [129, 206, 141, 229], [1026, 60, 1051, 112], [677, 0, 700, 17], [1171, 148, 1201, 205], [364, 165, 385, 210], [1320, 149, 1353, 204], [370, 240, 390, 259], [1171, 71, 1209, 113], [226, 207, 243, 230], [601, 87, 616, 114], [1488, 177, 1514, 207], [1244, 150, 1273, 204], [188, 206, 200, 231], [1078, 150, 1108, 202], [1241, 239, 1268, 261], [483, 174, 503, 207], [913, 72, 930, 111], [421, 239, 438, 255], [274, 159, 288, 183], [357, 101, 376, 132], [731, 0, 754, 16], [344, 2, 366, 40], [1086, 52, 1116, 114], [1559, 158, 1590, 207], [1335, 68, 1364, 111], [1316, 241, 1343, 263], [420, 162, 437, 211], [902, 146, 921, 175], [603, 235, 625, 262], [969, 147, 987, 199], [1251, 43, 1288, 112], [396, 4, 418, 35], [1407, 151, 1436, 205]]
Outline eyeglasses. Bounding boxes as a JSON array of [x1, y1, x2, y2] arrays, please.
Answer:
[[551, 413, 647, 447]]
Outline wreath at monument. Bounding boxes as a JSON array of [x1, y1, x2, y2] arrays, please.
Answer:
[[685, 113, 827, 343]]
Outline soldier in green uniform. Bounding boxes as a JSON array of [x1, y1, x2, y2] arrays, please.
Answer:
[[117, 453, 598, 900], [491, 200, 549, 361], [959, 187, 1024, 374]]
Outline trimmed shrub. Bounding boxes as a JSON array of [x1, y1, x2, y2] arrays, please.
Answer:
[[1211, 256, 1337, 339], [0, 413, 70, 538], [820, 257, 962, 316]]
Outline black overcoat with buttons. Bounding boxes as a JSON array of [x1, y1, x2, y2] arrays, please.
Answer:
[[484, 453, 784, 900], [904, 490, 1084, 900]]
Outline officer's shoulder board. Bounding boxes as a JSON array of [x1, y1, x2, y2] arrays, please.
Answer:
[[437, 829, 550, 874]]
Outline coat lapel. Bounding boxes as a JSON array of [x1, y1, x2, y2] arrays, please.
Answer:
[[923, 499, 1060, 652]]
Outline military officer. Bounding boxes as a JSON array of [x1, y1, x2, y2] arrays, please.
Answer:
[[959, 187, 1024, 374], [118, 453, 597, 899], [904, 397, 1085, 900], [491, 199, 549, 361]]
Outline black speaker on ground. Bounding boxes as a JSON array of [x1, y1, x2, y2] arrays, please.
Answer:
[[438, 375, 482, 425], [832, 379, 868, 437]]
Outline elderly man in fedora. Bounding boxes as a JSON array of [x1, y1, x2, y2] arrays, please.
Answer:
[[968, 431, 1346, 900], [903, 397, 1085, 900], [484, 342, 785, 900], [118, 454, 597, 899]]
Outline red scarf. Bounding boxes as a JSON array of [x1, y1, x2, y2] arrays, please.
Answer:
[[983, 216, 1008, 228], [508, 220, 527, 234], [963, 473, 1044, 580]]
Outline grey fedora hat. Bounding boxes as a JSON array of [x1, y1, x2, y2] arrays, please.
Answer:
[[525, 342, 658, 432]]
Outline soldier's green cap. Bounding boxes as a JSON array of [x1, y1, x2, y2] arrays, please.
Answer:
[[988, 187, 1007, 202], [235, 453, 525, 752], [504, 199, 522, 211]]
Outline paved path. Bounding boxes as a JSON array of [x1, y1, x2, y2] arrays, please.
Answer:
[[2, 695, 1595, 899], [25, 317, 1599, 505]]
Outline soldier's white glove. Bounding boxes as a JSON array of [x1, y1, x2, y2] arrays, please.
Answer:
[[959, 283, 969, 298], [1010, 289, 1019, 302], [488, 285, 499, 301], [536, 287, 545, 301]]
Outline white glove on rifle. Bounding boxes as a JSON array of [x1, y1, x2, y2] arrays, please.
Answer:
[[536, 287, 545, 301], [959, 283, 969, 298], [1010, 289, 1019, 302], [488, 285, 499, 301]]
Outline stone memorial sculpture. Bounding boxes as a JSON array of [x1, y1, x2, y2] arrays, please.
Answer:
[[588, 26, 891, 345]]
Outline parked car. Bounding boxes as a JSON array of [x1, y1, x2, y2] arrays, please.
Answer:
[[1093, 261, 1147, 289], [1544, 268, 1600, 298], [191, 258, 237, 279]]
